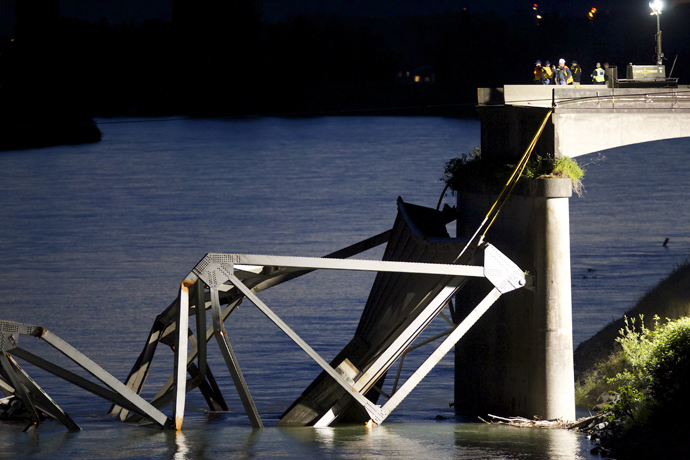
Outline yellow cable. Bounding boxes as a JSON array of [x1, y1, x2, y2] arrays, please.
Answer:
[[480, 108, 553, 239]]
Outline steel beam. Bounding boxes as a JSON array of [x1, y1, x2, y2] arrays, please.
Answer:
[[10, 348, 165, 424], [5, 354, 81, 431], [353, 277, 466, 394], [173, 281, 190, 430], [313, 278, 465, 427], [209, 287, 263, 428], [109, 327, 162, 419], [32, 326, 171, 428], [226, 273, 388, 424], [374, 287, 503, 424], [0, 353, 40, 431], [210, 286, 263, 428], [190, 253, 485, 282]]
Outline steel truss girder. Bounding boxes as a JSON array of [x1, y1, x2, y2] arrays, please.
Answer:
[[169, 243, 525, 429], [113, 231, 392, 426]]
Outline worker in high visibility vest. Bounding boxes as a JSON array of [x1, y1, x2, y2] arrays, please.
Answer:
[[591, 62, 605, 84], [534, 60, 543, 84], [542, 60, 553, 85]]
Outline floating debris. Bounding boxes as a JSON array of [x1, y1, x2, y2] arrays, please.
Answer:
[[480, 413, 573, 429]]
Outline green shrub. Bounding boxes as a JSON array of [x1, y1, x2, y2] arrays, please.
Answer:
[[441, 148, 515, 193], [646, 317, 690, 412], [597, 315, 690, 425], [441, 150, 584, 195], [602, 384, 643, 422], [575, 351, 627, 409], [553, 157, 584, 181], [523, 155, 584, 196]]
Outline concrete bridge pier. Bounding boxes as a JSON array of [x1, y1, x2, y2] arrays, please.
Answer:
[[454, 178, 575, 421], [454, 84, 690, 421], [539, 179, 575, 421]]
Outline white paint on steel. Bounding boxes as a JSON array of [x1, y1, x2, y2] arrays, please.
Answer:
[[189, 253, 485, 281], [209, 287, 263, 428], [227, 273, 388, 424], [353, 280, 463, 393], [374, 288, 503, 424], [39, 328, 170, 427], [174, 283, 190, 430]]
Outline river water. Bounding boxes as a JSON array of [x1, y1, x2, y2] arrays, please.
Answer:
[[1, 116, 688, 458]]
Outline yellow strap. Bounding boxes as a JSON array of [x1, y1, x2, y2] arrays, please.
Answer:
[[479, 108, 554, 239]]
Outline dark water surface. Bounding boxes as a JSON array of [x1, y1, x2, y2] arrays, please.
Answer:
[[3, 116, 686, 458]]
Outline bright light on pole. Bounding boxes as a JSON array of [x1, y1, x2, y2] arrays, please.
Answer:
[[649, 0, 664, 65]]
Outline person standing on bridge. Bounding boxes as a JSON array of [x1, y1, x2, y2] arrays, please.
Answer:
[[570, 60, 582, 84], [603, 62, 612, 84], [541, 60, 553, 84], [533, 60, 543, 84], [591, 62, 605, 84], [555, 59, 572, 85]]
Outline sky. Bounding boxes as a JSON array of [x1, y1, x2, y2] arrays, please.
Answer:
[[1, 0, 688, 38]]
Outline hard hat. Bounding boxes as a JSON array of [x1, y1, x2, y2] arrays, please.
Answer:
[[536, 60, 542, 65]]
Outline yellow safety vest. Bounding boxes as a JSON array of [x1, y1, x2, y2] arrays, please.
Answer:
[[593, 68, 605, 83]]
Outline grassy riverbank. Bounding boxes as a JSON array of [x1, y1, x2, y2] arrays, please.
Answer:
[[574, 258, 690, 382], [573, 258, 690, 459]]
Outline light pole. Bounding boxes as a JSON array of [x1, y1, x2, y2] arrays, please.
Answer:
[[649, 0, 664, 65]]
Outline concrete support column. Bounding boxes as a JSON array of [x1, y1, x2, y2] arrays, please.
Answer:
[[536, 179, 575, 421], [454, 178, 575, 421]]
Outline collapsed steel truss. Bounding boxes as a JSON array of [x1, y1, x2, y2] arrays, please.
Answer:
[[0, 320, 171, 432], [1, 213, 526, 432], [120, 242, 524, 430]]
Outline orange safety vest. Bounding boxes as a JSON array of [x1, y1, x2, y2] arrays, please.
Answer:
[[534, 66, 543, 81]]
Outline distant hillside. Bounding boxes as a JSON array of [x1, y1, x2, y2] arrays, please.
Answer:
[[574, 258, 690, 379]]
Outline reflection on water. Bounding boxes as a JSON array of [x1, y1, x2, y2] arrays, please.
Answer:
[[174, 431, 189, 460], [454, 424, 589, 460]]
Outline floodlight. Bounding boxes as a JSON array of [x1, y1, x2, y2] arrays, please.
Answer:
[[649, 0, 664, 64], [649, 0, 663, 14]]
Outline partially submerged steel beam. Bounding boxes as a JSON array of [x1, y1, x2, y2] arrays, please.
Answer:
[[112, 230, 392, 424], [166, 241, 524, 429], [375, 287, 503, 424], [0, 320, 172, 431], [1, 200, 527, 432], [208, 286, 262, 428]]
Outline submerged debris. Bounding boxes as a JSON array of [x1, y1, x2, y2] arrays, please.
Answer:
[[0, 395, 49, 422]]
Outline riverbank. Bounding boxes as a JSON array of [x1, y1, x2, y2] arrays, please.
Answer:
[[573, 258, 690, 380], [573, 258, 690, 459], [0, 113, 101, 151]]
